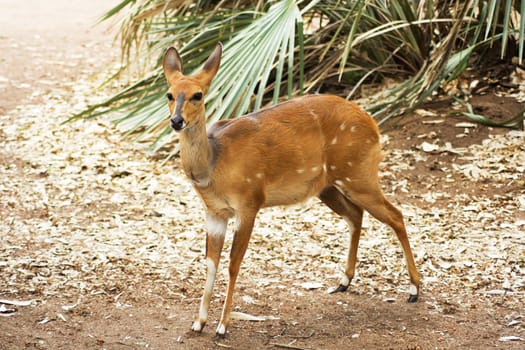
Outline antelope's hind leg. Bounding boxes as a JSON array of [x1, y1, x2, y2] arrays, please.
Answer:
[[319, 186, 364, 293], [345, 187, 421, 303]]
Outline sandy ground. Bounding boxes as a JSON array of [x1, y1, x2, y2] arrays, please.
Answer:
[[1, 1, 524, 349], [0, 0, 118, 113]]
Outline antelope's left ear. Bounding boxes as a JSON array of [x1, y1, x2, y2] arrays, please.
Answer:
[[197, 43, 222, 89]]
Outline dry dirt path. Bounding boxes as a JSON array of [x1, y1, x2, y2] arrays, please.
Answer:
[[1, 2, 524, 350], [0, 0, 119, 113]]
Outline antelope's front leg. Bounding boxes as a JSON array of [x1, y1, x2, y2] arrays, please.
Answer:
[[191, 214, 227, 333], [216, 213, 256, 337]]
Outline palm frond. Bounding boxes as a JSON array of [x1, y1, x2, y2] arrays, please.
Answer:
[[206, 0, 304, 122], [72, 0, 525, 153]]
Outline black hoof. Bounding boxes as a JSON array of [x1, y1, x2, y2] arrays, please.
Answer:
[[215, 332, 226, 339], [329, 284, 349, 294], [407, 294, 418, 303]]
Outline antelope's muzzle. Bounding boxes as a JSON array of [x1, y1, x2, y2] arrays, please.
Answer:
[[171, 114, 185, 131], [171, 92, 186, 131]]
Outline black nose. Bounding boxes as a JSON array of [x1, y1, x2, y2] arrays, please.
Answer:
[[170, 115, 185, 131]]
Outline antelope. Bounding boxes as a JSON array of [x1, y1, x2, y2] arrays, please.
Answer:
[[162, 43, 421, 337]]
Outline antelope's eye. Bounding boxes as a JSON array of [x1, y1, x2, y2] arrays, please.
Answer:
[[191, 92, 203, 101], [166, 92, 174, 101]]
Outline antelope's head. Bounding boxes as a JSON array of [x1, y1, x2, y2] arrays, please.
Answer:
[[162, 43, 222, 131]]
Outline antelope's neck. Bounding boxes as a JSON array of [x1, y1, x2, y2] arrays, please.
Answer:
[[179, 123, 215, 187]]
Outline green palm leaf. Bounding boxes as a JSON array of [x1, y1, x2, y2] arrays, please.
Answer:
[[71, 0, 525, 154]]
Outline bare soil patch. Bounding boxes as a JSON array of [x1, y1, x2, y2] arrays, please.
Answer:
[[1, 2, 524, 350]]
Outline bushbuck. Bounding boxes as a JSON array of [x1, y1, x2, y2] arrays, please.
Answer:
[[162, 43, 421, 337]]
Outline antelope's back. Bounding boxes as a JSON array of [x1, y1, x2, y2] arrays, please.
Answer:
[[207, 94, 381, 206]]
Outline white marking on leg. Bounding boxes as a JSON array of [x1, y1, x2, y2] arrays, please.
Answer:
[[343, 216, 355, 232], [192, 177, 210, 187], [206, 214, 227, 237], [234, 214, 246, 233], [191, 321, 203, 332], [409, 283, 418, 296], [403, 253, 419, 297], [341, 216, 356, 288], [201, 258, 217, 316], [216, 323, 226, 335], [192, 215, 226, 333], [323, 164, 327, 172], [194, 257, 218, 331], [340, 274, 350, 287]]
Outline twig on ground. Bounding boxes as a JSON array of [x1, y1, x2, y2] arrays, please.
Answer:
[[270, 341, 313, 350]]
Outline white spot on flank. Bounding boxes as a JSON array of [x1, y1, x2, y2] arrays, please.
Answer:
[[255, 173, 263, 179], [331, 137, 338, 145], [246, 178, 252, 183], [330, 165, 337, 171], [310, 110, 319, 120], [206, 214, 227, 237], [347, 161, 353, 167], [297, 168, 305, 174], [323, 164, 327, 172], [365, 139, 371, 144], [311, 166, 320, 172], [340, 123, 347, 131], [351, 126, 357, 132], [335, 180, 344, 186], [345, 177, 352, 182]]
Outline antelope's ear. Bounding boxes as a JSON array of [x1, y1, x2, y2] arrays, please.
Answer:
[[197, 43, 222, 89], [163, 47, 183, 80]]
